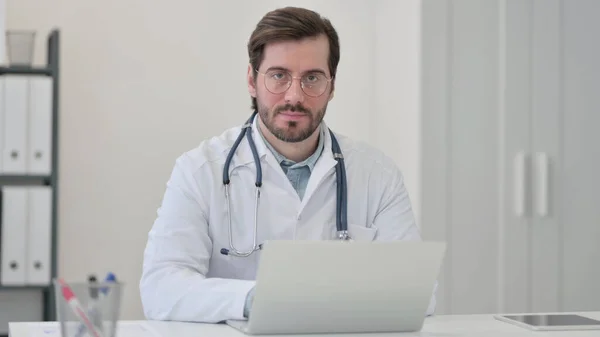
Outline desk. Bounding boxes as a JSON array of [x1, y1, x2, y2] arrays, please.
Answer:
[[9, 312, 600, 337]]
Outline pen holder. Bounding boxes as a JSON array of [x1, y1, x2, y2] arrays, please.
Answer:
[[5, 30, 36, 66], [53, 278, 124, 337]]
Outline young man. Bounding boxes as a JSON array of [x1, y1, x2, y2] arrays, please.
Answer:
[[140, 6, 435, 323]]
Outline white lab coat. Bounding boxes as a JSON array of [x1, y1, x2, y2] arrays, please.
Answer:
[[140, 116, 438, 323]]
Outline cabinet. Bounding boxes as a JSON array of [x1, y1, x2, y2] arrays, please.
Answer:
[[420, 0, 600, 315], [0, 29, 60, 335]]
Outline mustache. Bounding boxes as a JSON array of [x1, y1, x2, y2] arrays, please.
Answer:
[[274, 103, 310, 114]]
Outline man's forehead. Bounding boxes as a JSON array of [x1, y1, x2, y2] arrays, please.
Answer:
[[260, 35, 329, 73]]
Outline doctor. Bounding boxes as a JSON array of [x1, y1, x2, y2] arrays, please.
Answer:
[[140, 6, 437, 324]]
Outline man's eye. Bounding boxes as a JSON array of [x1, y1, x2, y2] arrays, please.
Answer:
[[304, 74, 322, 82]]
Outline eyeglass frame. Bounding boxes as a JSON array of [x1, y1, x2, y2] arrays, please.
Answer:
[[254, 68, 334, 97]]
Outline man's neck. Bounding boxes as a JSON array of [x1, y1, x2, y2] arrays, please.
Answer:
[[258, 122, 320, 163]]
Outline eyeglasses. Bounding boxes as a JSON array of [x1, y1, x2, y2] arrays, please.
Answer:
[[256, 68, 333, 97]]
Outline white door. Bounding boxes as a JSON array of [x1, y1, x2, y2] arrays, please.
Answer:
[[500, 0, 600, 314], [421, 0, 508, 315], [530, 0, 600, 313], [421, 0, 600, 315]]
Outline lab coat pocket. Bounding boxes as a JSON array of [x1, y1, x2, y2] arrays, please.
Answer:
[[347, 224, 378, 241]]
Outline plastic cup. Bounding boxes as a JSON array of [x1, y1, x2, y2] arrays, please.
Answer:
[[6, 30, 36, 66], [53, 278, 124, 337]]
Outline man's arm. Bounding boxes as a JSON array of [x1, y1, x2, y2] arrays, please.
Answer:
[[370, 166, 440, 316], [140, 154, 255, 323]]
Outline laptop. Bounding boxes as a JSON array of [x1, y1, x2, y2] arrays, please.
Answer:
[[226, 239, 446, 335]]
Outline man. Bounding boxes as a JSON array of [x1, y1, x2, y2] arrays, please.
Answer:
[[140, 6, 436, 323]]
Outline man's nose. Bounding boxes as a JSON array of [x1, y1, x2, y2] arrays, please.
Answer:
[[284, 78, 305, 105]]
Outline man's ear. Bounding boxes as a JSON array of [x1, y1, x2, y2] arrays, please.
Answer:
[[247, 64, 257, 97], [328, 89, 335, 101]]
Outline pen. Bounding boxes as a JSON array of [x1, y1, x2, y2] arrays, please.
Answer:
[[58, 278, 104, 337], [75, 275, 102, 337], [100, 272, 117, 298], [88, 275, 103, 331], [89, 275, 99, 299]]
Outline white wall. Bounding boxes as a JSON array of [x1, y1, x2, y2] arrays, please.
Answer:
[[374, 0, 422, 225], [6, 0, 423, 319]]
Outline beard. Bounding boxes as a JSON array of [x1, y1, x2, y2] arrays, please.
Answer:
[[257, 100, 327, 143]]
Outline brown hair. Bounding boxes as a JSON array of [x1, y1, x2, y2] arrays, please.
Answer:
[[247, 6, 340, 111]]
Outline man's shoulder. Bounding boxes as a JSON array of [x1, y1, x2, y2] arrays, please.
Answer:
[[334, 132, 401, 177], [174, 124, 243, 173]]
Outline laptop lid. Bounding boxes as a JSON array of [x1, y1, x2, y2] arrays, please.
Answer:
[[240, 240, 446, 335]]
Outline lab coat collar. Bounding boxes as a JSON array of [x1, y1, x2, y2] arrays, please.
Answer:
[[299, 123, 338, 208], [227, 113, 268, 169]]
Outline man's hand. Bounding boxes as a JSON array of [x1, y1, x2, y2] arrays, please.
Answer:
[[243, 287, 256, 318]]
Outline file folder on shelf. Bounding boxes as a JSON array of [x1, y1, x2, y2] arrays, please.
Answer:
[[27, 77, 52, 175], [2, 76, 28, 174], [1, 187, 28, 285], [0, 78, 3, 171], [25, 186, 52, 285]]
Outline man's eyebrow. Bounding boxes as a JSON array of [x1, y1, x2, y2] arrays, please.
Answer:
[[264, 66, 290, 73], [264, 66, 328, 76], [303, 68, 328, 76]]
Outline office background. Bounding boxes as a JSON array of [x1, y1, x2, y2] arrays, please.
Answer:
[[0, 0, 598, 333]]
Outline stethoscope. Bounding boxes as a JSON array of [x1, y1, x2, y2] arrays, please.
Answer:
[[220, 111, 351, 257]]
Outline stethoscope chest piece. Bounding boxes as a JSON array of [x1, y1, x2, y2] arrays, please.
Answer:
[[337, 230, 352, 241]]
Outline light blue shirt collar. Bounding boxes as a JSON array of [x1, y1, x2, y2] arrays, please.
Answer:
[[258, 124, 325, 172]]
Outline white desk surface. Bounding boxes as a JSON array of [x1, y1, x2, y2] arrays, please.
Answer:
[[9, 311, 600, 337]]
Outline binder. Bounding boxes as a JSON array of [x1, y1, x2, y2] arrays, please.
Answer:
[[25, 186, 52, 285], [27, 77, 52, 175], [2, 76, 28, 174], [0, 78, 4, 171], [0, 187, 27, 285]]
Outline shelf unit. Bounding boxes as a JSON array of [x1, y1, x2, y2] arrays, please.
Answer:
[[0, 28, 59, 335]]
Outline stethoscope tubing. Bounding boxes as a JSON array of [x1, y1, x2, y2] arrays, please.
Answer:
[[220, 111, 350, 257]]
